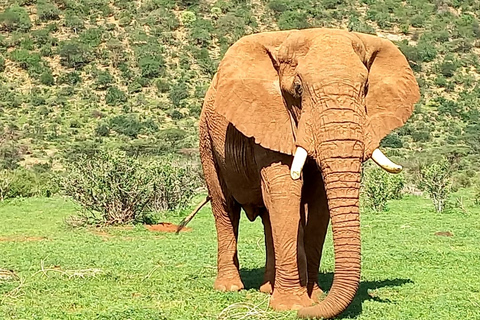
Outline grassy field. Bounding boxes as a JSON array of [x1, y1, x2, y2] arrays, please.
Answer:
[[0, 194, 479, 319]]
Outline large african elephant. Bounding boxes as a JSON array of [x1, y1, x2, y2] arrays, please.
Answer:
[[199, 28, 419, 319]]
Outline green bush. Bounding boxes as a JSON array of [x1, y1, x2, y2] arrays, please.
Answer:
[[474, 181, 480, 206], [268, 0, 289, 13], [65, 12, 85, 31], [0, 5, 32, 32], [155, 78, 170, 93], [0, 167, 57, 200], [79, 27, 104, 47], [0, 143, 23, 170], [0, 56, 5, 72], [169, 81, 189, 106], [277, 11, 310, 30], [37, 1, 61, 21], [94, 70, 113, 90], [410, 14, 425, 28], [109, 114, 142, 138], [189, 18, 213, 46], [60, 149, 202, 225], [95, 123, 110, 137], [381, 132, 403, 148], [40, 71, 55, 86], [9, 49, 46, 76], [418, 158, 453, 213], [58, 71, 81, 85], [347, 16, 376, 34], [105, 86, 127, 106], [138, 56, 165, 79], [439, 60, 459, 78], [362, 166, 405, 212]]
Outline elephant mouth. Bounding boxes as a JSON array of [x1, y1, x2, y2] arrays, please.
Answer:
[[290, 146, 402, 180]]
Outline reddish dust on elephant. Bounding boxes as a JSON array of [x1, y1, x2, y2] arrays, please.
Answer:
[[198, 28, 419, 319]]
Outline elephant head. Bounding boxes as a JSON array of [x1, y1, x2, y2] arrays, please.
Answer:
[[214, 28, 419, 318]]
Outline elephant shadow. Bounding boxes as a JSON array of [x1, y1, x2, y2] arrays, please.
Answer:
[[240, 269, 413, 318]]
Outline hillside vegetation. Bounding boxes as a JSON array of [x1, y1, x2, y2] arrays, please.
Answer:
[[1, 0, 480, 186]]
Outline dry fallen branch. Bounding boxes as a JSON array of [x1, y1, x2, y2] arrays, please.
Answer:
[[34, 260, 103, 279], [218, 299, 271, 320]]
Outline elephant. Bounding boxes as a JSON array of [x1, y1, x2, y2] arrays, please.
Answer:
[[198, 28, 419, 319]]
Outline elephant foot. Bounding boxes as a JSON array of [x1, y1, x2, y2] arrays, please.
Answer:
[[307, 283, 325, 303], [269, 288, 314, 311], [259, 281, 273, 294], [214, 276, 244, 292]]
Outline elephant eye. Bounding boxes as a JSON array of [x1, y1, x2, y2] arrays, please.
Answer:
[[294, 82, 303, 97]]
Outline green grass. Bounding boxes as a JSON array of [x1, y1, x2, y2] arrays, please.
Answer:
[[0, 194, 479, 319]]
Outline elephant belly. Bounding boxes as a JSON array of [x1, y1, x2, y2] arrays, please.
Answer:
[[209, 115, 265, 215]]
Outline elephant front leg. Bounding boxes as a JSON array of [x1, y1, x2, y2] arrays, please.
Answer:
[[260, 211, 275, 294], [261, 162, 313, 311], [212, 198, 244, 292]]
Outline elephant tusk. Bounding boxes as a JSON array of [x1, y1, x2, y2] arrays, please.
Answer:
[[371, 149, 403, 174], [291, 147, 308, 180]]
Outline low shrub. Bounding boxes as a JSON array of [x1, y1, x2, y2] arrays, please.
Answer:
[[105, 86, 127, 106], [0, 5, 32, 32], [61, 150, 202, 225], [362, 166, 405, 212], [0, 167, 57, 201], [37, 1, 61, 21], [418, 158, 453, 213]]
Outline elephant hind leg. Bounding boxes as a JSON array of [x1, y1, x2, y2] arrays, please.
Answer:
[[302, 163, 330, 302], [200, 123, 244, 291], [212, 196, 243, 292], [259, 210, 275, 294]]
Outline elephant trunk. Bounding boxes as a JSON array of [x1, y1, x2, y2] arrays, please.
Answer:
[[296, 103, 364, 318], [298, 156, 362, 319]]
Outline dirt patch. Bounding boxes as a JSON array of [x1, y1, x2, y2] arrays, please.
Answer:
[[0, 236, 47, 242], [145, 223, 191, 233], [435, 231, 454, 237]]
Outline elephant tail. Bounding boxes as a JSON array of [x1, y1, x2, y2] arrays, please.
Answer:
[[175, 196, 211, 234]]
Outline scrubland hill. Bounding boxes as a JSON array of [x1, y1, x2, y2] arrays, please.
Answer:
[[1, 0, 480, 186]]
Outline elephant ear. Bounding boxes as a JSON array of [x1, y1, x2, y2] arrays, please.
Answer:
[[214, 32, 296, 155], [353, 32, 420, 153]]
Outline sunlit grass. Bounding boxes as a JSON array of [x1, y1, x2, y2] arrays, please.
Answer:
[[0, 193, 479, 319]]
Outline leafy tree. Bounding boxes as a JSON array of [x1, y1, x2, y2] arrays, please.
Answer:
[[0, 143, 23, 170], [397, 40, 421, 71], [58, 40, 92, 69]]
